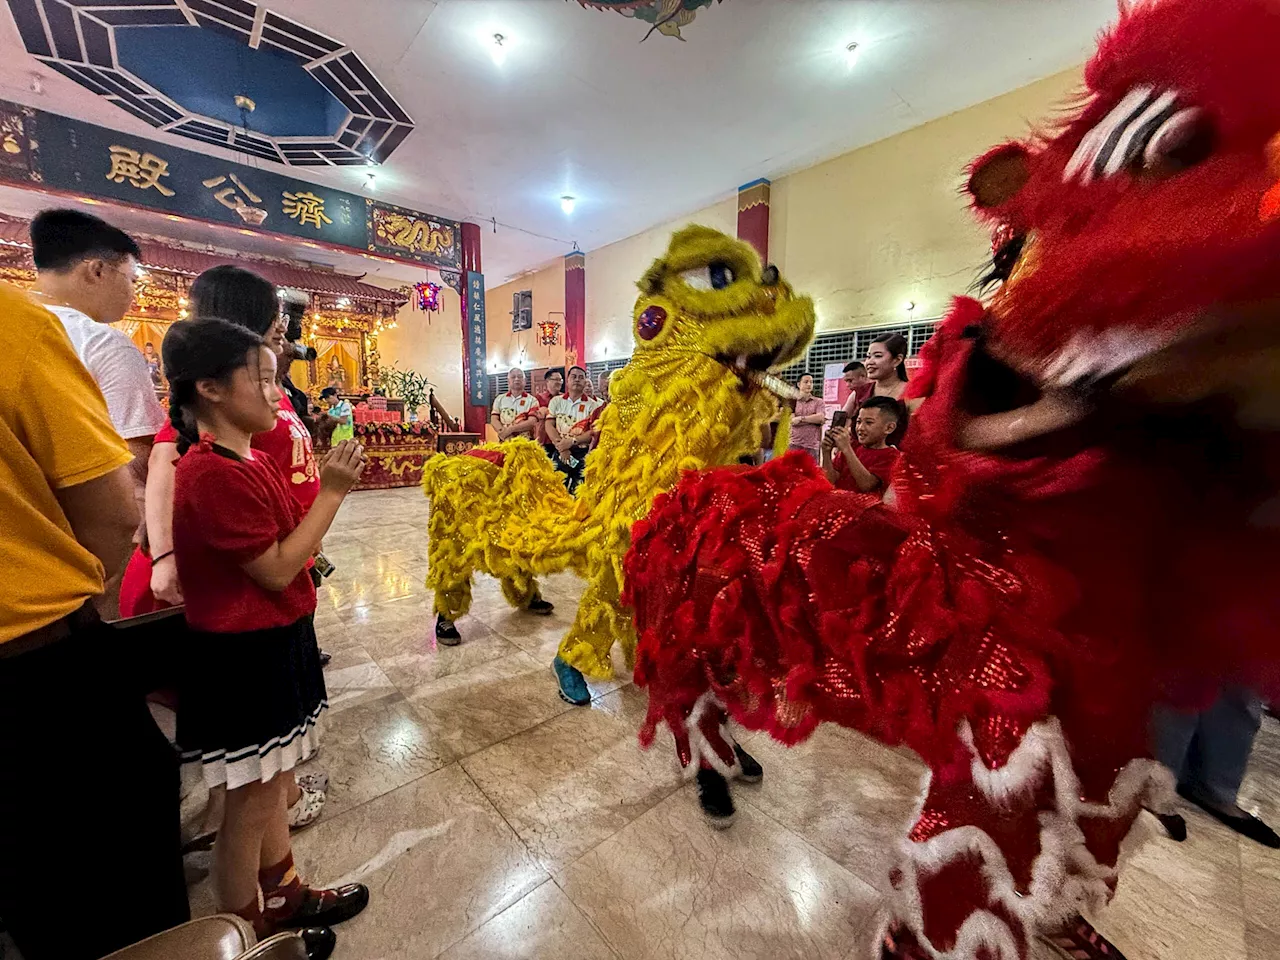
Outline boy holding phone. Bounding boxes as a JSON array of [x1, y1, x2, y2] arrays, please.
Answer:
[[822, 396, 903, 495]]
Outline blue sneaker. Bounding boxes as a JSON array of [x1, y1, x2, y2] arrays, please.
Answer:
[[553, 656, 591, 706]]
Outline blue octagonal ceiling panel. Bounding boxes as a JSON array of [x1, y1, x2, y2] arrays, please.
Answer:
[[5, 0, 414, 167]]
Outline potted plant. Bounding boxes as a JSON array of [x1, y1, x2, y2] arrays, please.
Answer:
[[379, 364, 432, 422]]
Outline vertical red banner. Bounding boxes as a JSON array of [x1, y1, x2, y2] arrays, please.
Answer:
[[458, 221, 488, 434], [564, 250, 586, 370], [737, 178, 771, 263]]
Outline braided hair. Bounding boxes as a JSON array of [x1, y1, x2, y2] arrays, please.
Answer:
[[161, 317, 265, 455]]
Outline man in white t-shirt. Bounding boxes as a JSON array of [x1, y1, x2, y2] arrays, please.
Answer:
[[489, 367, 540, 441], [29, 210, 166, 460], [545, 365, 603, 493]]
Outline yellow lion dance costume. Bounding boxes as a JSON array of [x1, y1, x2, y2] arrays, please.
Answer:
[[421, 225, 816, 683]]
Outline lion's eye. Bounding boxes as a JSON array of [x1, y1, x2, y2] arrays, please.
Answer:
[[680, 262, 736, 291]]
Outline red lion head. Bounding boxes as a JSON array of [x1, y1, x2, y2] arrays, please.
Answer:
[[966, 0, 1280, 406]]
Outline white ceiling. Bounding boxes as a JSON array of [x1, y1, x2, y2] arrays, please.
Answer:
[[0, 0, 1119, 283]]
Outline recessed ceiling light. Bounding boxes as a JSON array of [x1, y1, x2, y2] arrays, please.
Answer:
[[905, 300, 916, 312], [490, 32, 508, 66], [845, 41, 860, 69], [560, 195, 576, 215]]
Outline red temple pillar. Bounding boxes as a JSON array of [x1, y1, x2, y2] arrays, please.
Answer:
[[458, 221, 488, 434], [564, 250, 586, 370], [737, 178, 771, 263]]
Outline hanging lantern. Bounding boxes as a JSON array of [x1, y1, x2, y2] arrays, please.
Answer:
[[413, 281, 441, 313], [537, 317, 560, 347]]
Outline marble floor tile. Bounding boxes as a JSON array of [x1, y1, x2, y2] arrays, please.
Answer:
[[407, 650, 575, 758], [437, 879, 619, 960], [462, 686, 685, 872], [376, 620, 524, 695], [319, 643, 398, 714], [306, 691, 454, 819], [558, 787, 881, 960], [1239, 715, 1280, 829], [293, 764, 550, 960], [731, 726, 926, 889], [1096, 820, 1248, 960], [1240, 838, 1280, 934], [1246, 922, 1280, 960]]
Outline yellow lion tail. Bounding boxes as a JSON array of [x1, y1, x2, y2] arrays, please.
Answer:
[[421, 440, 585, 618]]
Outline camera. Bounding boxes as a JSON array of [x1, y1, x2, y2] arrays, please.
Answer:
[[279, 288, 317, 361]]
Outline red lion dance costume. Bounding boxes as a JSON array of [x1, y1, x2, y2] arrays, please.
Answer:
[[624, 2, 1280, 958]]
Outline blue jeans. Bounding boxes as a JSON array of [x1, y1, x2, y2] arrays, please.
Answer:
[[1152, 686, 1263, 808]]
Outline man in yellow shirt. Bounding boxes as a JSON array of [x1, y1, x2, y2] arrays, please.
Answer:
[[0, 284, 188, 959]]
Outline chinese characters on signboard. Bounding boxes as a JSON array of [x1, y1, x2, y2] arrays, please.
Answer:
[[106, 145, 174, 196], [0, 98, 460, 266], [467, 271, 489, 408]]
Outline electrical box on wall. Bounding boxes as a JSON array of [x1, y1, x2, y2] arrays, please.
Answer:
[[512, 290, 533, 332]]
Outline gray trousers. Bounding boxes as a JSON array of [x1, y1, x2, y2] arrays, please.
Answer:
[[1152, 686, 1263, 808]]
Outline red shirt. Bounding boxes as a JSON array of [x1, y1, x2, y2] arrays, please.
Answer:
[[173, 443, 316, 633], [251, 394, 319, 510], [833, 444, 900, 495]]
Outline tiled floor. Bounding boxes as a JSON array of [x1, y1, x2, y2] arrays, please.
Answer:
[[6, 486, 1277, 960]]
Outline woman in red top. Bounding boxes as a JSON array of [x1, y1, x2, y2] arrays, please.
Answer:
[[165, 317, 367, 958]]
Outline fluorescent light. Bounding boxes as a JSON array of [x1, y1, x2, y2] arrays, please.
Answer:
[[844, 42, 860, 69], [560, 195, 576, 215]]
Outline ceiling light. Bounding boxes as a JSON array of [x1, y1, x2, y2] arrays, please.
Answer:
[[844, 42, 860, 69], [560, 195, 576, 215], [490, 32, 508, 66], [905, 300, 916, 312], [364, 172, 376, 192]]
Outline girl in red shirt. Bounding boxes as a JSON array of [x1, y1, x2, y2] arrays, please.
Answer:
[[164, 317, 368, 955], [120, 266, 329, 830]]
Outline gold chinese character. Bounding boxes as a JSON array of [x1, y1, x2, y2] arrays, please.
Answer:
[[106, 145, 175, 197], [202, 174, 267, 225], [282, 190, 332, 230]]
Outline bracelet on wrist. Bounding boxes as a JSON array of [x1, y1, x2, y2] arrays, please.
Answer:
[[151, 550, 175, 564]]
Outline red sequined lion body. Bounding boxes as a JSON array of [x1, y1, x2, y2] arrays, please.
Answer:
[[623, 1, 1280, 957]]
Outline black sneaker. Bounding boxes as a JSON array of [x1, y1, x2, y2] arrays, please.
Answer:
[[436, 614, 462, 646], [527, 593, 554, 615], [696, 768, 735, 829], [734, 744, 763, 784], [318, 649, 332, 667]]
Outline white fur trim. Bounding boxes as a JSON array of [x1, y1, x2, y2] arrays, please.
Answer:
[[883, 718, 1174, 959], [674, 690, 743, 780]]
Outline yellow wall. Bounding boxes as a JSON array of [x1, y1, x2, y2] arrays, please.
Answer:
[[375, 282, 464, 418], [382, 69, 1081, 407], [484, 259, 566, 376], [770, 69, 1080, 332], [585, 194, 737, 362], [574, 68, 1081, 353]]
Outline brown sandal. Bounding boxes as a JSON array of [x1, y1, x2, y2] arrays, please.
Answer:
[[1042, 914, 1129, 960]]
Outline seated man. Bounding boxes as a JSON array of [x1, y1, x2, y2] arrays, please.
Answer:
[[821, 395, 902, 496], [490, 367, 540, 443], [545, 366, 603, 493]]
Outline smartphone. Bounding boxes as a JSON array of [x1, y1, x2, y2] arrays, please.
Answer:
[[830, 410, 849, 429], [313, 553, 336, 578]]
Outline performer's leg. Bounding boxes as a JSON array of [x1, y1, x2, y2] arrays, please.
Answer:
[[1151, 702, 1200, 785], [1185, 685, 1263, 810]]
